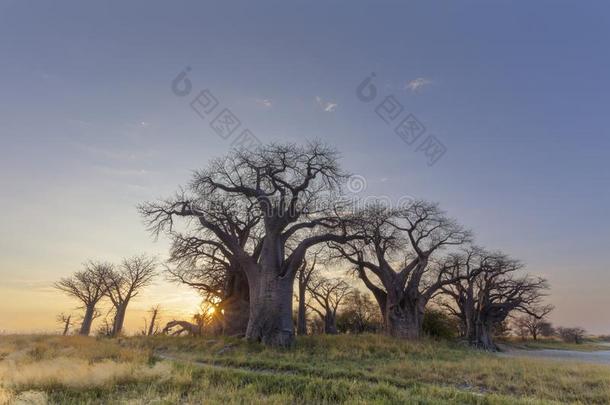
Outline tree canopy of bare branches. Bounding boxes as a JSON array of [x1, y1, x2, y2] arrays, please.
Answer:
[[54, 261, 110, 335], [513, 305, 554, 340], [102, 254, 157, 337], [306, 276, 352, 334], [333, 202, 471, 338], [140, 141, 363, 346], [441, 247, 550, 350]]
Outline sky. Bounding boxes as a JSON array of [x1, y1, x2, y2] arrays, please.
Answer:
[[0, 1, 609, 334]]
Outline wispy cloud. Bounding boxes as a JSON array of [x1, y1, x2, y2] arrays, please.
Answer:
[[2, 279, 55, 293], [315, 96, 338, 112], [405, 78, 432, 93], [255, 98, 273, 108]]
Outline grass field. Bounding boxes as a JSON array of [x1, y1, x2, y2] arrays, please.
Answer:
[[1, 334, 609, 404]]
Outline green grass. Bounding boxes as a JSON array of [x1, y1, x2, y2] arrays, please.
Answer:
[[1, 334, 609, 404]]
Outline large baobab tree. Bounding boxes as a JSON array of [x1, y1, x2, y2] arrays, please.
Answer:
[[306, 276, 352, 334], [103, 255, 157, 337], [334, 202, 471, 339], [54, 262, 110, 336], [441, 248, 550, 350], [141, 142, 361, 346]]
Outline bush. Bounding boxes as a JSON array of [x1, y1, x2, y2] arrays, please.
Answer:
[[336, 291, 383, 334], [557, 327, 587, 344], [422, 309, 458, 339]]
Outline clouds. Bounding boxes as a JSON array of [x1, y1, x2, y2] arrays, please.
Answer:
[[405, 78, 432, 93], [252, 96, 338, 112], [255, 98, 273, 108], [315, 96, 338, 112]]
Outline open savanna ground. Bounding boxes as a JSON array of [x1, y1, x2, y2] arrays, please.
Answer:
[[1, 334, 609, 404]]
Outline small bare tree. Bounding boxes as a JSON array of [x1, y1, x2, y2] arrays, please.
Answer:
[[142, 305, 162, 336], [513, 305, 554, 340], [295, 253, 319, 335], [54, 262, 110, 336], [97, 316, 114, 337], [56, 313, 73, 336], [103, 255, 157, 337], [306, 276, 352, 334]]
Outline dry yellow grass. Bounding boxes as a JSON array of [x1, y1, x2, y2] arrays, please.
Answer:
[[0, 357, 174, 389], [0, 335, 181, 393]]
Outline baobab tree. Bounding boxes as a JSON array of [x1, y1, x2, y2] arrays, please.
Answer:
[[306, 276, 352, 334], [333, 202, 471, 339], [54, 261, 110, 335], [141, 142, 362, 346], [441, 248, 550, 350], [103, 255, 157, 336], [141, 192, 261, 336]]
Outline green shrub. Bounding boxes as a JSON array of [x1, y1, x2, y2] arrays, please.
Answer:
[[422, 309, 458, 339]]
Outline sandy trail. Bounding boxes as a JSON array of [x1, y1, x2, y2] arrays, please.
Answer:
[[498, 344, 610, 365]]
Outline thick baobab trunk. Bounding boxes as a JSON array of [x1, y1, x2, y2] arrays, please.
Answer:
[[462, 307, 474, 340], [386, 308, 421, 339], [223, 296, 250, 336], [473, 320, 497, 351], [323, 313, 338, 334], [112, 303, 128, 337], [79, 305, 95, 336], [222, 271, 250, 336], [297, 285, 307, 335], [246, 273, 295, 347], [245, 233, 298, 347], [384, 294, 424, 339]]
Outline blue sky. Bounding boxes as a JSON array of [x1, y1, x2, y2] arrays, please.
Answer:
[[1, 1, 609, 332]]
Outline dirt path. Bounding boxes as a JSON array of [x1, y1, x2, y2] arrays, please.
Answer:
[[498, 348, 610, 365]]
